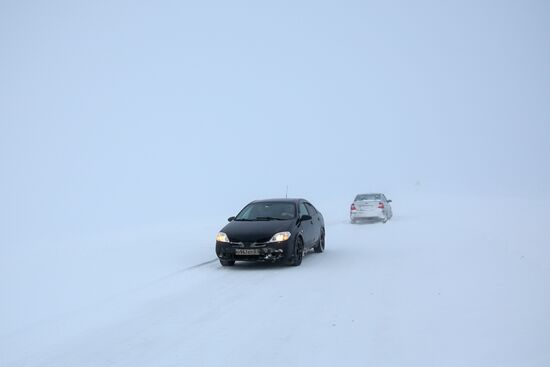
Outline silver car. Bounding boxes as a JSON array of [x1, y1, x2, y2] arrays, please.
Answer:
[[350, 193, 393, 223]]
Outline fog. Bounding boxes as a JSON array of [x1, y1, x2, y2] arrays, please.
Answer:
[[1, 0, 549, 246]]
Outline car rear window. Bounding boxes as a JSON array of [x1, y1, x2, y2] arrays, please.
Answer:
[[355, 194, 381, 201]]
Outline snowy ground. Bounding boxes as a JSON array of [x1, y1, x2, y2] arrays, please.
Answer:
[[1, 193, 549, 367]]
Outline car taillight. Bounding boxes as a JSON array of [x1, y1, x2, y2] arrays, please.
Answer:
[[378, 202, 384, 209], [351, 203, 356, 211]]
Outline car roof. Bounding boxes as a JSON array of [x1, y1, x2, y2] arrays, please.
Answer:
[[250, 198, 305, 204]]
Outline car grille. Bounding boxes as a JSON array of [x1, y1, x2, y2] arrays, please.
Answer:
[[230, 235, 270, 242], [229, 239, 270, 247]]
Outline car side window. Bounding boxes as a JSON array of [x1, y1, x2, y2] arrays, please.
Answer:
[[305, 203, 317, 215], [299, 202, 309, 217], [381, 195, 387, 202]]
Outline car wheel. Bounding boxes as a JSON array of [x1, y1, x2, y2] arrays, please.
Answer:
[[314, 230, 325, 253], [220, 259, 235, 266], [351, 218, 356, 224], [288, 237, 304, 266]]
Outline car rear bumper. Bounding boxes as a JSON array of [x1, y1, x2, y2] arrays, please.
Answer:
[[216, 241, 290, 262], [351, 209, 385, 220]]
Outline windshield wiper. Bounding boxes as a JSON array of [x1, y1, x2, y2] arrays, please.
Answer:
[[234, 218, 254, 221], [254, 216, 284, 221]]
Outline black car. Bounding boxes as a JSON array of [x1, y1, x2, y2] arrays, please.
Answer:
[[215, 199, 325, 266]]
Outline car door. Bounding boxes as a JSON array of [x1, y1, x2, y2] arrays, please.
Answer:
[[298, 201, 315, 247], [305, 202, 321, 244]]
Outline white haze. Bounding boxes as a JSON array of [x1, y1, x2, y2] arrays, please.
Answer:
[[0, 1, 549, 366], [2, 0, 549, 246]]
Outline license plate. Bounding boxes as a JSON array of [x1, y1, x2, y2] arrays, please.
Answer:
[[235, 249, 260, 255]]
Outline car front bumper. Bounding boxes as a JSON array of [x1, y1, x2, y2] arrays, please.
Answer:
[[216, 240, 290, 262]]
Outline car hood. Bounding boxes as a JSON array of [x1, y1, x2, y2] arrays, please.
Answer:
[[221, 220, 293, 243]]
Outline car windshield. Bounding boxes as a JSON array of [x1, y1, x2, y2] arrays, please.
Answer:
[[235, 202, 296, 221], [355, 194, 381, 201]]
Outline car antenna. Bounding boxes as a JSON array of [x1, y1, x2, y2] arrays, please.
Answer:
[[285, 185, 288, 198]]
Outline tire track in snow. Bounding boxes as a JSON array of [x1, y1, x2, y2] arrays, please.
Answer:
[[0, 258, 219, 341]]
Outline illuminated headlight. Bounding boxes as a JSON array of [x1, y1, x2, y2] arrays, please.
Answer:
[[268, 232, 291, 243], [216, 232, 230, 243]]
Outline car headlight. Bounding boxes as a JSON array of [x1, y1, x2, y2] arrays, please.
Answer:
[[268, 231, 291, 243], [216, 232, 230, 243]]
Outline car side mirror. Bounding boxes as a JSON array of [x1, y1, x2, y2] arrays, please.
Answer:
[[300, 214, 312, 221], [387, 200, 392, 203], [228, 216, 235, 222]]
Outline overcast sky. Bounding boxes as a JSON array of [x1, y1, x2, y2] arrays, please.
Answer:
[[1, 0, 549, 246]]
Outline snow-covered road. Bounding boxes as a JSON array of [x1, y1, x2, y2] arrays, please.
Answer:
[[1, 194, 549, 366]]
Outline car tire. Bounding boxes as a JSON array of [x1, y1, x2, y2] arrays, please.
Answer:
[[220, 259, 235, 266], [314, 230, 325, 253], [288, 237, 304, 266], [351, 218, 356, 224]]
